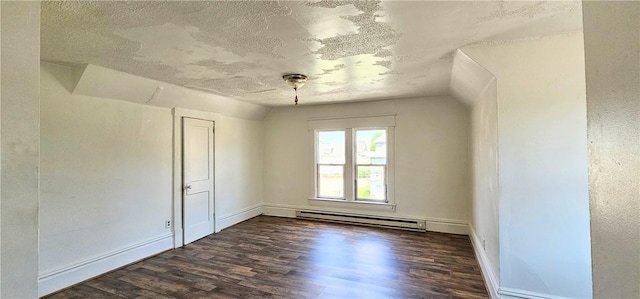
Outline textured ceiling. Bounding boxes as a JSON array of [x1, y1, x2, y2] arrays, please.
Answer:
[[41, 1, 582, 106]]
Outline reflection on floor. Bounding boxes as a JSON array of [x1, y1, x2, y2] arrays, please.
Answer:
[[45, 215, 488, 299]]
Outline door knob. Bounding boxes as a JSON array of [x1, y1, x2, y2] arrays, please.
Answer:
[[184, 184, 192, 190]]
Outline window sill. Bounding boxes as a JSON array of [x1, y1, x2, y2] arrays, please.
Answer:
[[308, 198, 396, 212]]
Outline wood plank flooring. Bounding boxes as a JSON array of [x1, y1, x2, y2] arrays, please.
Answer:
[[44, 216, 488, 299]]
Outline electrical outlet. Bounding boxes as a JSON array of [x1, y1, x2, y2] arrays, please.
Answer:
[[482, 238, 486, 250], [165, 219, 171, 229]]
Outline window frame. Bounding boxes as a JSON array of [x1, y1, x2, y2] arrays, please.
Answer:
[[308, 115, 395, 208]]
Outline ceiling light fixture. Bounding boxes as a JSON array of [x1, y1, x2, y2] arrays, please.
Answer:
[[282, 74, 307, 105]]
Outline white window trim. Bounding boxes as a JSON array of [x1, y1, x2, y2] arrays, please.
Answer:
[[308, 114, 396, 210]]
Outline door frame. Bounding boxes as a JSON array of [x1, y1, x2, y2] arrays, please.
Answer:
[[172, 107, 219, 248]]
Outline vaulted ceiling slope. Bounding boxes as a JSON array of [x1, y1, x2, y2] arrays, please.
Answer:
[[41, 1, 582, 106]]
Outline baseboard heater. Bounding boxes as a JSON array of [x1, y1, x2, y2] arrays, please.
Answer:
[[295, 210, 426, 232]]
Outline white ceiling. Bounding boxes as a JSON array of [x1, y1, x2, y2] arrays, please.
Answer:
[[41, 1, 583, 107]]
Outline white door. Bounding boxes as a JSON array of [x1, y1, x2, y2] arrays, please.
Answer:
[[182, 117, 214, 245]]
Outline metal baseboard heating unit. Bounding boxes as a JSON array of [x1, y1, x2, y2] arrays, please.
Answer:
[[296, 210, 426, 232]]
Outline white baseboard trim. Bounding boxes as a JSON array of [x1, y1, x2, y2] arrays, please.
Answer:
[[262, 203, 468, 234], [262, 203, 298, 218], [38, 233, 173, 297], [216, 204, 263, 232], [499, 287, 576, 299], [469, 225, 500, 299], [425, 218, 468, 235]]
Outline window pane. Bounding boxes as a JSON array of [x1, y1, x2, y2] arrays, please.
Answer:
[[356, 165, 385, 201], [356, 129, 386, 165], [318, 131, 345, 164], [318, 165, 344, 198]]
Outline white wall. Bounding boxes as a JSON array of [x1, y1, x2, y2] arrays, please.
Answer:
[[39, 62, 174, 295], [463, 32, 592, 298], [0, 2, 40, 298], [450, 48, 501, 296], [470, 78, 500, 295], [583, 2, 640, 298], [215, 115, 264, 230], [39, 61, 265, 295], [263, 97, 470, 233]]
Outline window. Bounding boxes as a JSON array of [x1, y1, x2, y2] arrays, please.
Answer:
[[355, 129, 387, 201], [317, 130, 345, 199], [309, 114, 395, 205]]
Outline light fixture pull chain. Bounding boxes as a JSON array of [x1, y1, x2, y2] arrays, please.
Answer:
[[282, 74, 307, 105]]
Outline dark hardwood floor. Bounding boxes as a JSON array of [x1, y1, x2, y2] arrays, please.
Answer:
[[45, 216, 488, 299]]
